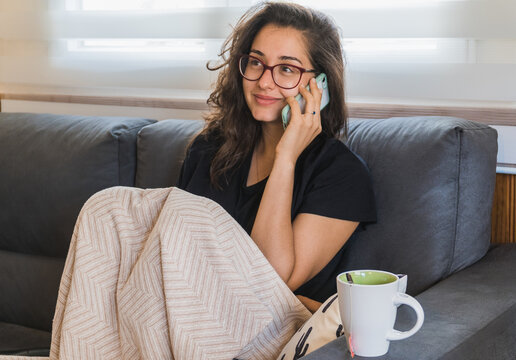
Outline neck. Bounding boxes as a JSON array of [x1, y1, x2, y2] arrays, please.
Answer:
[[257, 121, 283, 155], [247, 121, 282, 186]]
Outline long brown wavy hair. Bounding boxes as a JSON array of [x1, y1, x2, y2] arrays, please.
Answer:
[[200, 1, 347, 188]]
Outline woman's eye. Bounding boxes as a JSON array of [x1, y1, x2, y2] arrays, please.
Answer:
[[249, 59, 262, 67], [280, 65, 295, 74]]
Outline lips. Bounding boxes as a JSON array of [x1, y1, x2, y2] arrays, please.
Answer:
[[254, 94, 282, 105]]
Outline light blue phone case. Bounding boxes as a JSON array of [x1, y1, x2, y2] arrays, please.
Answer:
[[281, 73, 329, 129]]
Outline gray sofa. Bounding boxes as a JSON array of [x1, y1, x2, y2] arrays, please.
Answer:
[[0, 112, 514, 359]]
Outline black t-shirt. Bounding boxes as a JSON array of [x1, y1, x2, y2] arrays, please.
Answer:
[[177, 132, 376, 302]]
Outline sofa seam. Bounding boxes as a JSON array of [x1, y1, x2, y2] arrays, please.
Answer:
[[116, 132, 121, 185], [447, 126, 495, 273], [114, 123, 152, 186], [446, 127, 463, 276], [134, 124, 154, 187]]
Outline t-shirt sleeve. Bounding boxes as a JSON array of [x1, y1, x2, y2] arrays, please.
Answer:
[[176, 160, 188, 188], [297, 143, 377, 224], [176, 135, 206, 189]]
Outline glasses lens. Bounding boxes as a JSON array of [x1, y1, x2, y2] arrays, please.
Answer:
[[239, 55, 263, 81], [273, 64, 302, 89]]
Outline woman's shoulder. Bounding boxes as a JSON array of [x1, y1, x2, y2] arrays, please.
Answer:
[[295, 134, 377, 224], [178, 129, 222, 187], [188, 129, 222, 155], [307, 135, 369, 173]]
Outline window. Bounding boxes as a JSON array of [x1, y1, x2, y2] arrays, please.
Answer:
[[66, 0, 252, 11], [1, 0, 515, 102]]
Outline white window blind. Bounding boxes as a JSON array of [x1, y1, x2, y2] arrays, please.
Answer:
[[0, 0, 515, 102]]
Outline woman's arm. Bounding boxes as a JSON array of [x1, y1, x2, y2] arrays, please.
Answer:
[[288, 213, 358, 291], [250, 156, 297, 281], [251, 166, 358, 291], [297, 295, 323, 313], [251, 78, 359, 291]]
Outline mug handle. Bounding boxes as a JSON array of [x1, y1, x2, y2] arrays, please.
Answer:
[[397, 274, 407, 293], [386, 293, 425, 341]]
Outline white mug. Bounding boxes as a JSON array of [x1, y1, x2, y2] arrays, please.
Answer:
[[336, 270, 424, 357]]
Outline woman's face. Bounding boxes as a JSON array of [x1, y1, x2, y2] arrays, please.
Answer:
[[242, 24, 315, 124]]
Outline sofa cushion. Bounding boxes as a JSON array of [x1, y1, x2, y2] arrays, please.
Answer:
[[341, 116, 498, 295], [0, 321, 50, 356], [301, 244, 516, 360], [136, 119, 204, 188], [409, 244, 516, 360], [0, 250, 64, 332], [0, 113, 156, 258]]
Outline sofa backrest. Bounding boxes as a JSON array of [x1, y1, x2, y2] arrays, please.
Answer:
[[137, 116, 498, 296], [136, 119, 204, 188], [343, 116, 497, 295], [0, 112, 155, 331]]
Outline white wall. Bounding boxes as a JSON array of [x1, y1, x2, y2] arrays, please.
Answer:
[[492, 125, 516, 174]]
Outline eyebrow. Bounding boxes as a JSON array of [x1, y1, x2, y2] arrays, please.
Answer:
[[249, 49, 304, 66]]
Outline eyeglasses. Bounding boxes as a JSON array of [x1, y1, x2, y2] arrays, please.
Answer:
[[238, 54, 316, 90]]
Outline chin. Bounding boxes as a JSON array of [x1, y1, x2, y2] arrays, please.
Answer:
[[251, 108, 282, 123], [253, 114, 280, 123]]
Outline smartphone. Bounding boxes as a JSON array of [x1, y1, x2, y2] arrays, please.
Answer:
[[281, 73, 330, 129]]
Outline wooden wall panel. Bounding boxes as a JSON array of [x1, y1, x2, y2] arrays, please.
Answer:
[[491, 174, 516, 243]]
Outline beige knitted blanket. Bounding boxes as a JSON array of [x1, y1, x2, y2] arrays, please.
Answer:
[[3, 187, 310, 360]]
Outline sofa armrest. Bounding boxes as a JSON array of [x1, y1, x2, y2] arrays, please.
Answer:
[[0, 112, 156, 257], [302, 244, 516, 360], [340, 117, 498, 296]]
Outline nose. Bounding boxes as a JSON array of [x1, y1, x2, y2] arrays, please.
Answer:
[[257, 68, 275, 90]]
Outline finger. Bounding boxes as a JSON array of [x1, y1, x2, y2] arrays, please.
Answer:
[[300, 79, 323, 127], [310, 77, 322, 100], [285, 96, 302, 119], [308, 77, 322, 113], [307, 79, 322, 133], [298, 83, 315, 116]]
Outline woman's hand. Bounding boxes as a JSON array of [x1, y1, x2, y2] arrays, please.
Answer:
[[276, 77, 323, 165]]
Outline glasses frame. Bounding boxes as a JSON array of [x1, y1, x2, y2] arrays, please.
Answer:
[[238, 54, 316, 90]]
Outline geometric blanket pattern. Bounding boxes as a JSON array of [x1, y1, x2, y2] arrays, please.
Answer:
[[3, 187, 310, 360]]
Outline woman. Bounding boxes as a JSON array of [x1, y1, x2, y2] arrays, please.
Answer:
[[18, 3, 376, 360], [178, 2, 376, 313]]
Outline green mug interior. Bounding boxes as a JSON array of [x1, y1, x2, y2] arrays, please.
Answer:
[[339, 271, 397, 285]]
